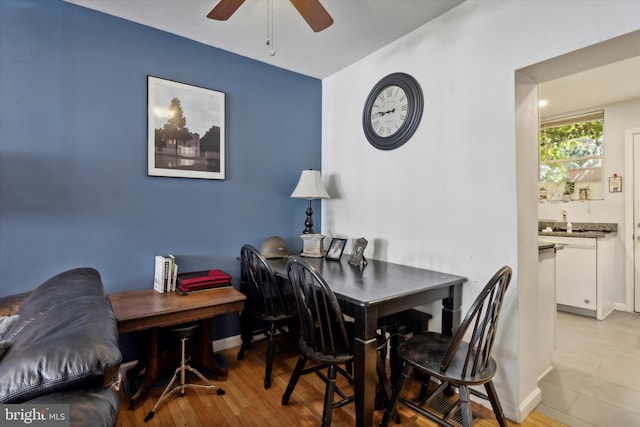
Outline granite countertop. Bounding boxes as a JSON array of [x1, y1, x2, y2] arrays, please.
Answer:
[[538, 221, 617, 238]]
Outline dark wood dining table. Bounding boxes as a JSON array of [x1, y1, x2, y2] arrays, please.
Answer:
[[265, 256, 466, 427]]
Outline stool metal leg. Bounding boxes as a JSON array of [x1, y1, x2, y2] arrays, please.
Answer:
[[145, 336, 225, 422]]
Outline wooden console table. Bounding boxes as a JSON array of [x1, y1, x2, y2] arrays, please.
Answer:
[[108, 287, 246, 409]]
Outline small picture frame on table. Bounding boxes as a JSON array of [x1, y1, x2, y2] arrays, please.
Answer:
[[325, 238, 347, 261], [348, 238, 368, 270]]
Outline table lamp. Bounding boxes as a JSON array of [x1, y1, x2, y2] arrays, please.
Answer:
[[290, 169, 330, 256]]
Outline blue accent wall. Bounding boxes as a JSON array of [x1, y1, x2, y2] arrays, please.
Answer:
[[0, 0, 322, 338]]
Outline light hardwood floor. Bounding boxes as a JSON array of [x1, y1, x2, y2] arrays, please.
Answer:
[[116, 338, 565, 427]]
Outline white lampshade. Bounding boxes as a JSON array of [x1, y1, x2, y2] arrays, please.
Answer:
[[290, 170, 330, 199]]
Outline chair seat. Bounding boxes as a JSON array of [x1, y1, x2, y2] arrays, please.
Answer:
[[300, 321, 386, 366], [397, 332, 498, 386]]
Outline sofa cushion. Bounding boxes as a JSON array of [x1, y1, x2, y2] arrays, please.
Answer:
[[27, 386, 120, 427], [0, 315, 18, 360], [0, 315, 18, 339], [0, 341, 9, 360], [0, 268, 121, 403]]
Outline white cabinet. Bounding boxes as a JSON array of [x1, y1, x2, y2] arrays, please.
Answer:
[[550, 235, 615, 320]]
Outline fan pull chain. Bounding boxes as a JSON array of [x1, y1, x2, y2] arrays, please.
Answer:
[[266, 0, 276, 56]]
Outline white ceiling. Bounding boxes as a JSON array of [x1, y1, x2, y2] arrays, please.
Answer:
[[64, 0, 465, 79], [65, 0, 640, 116], [540, 55, 640, 119]]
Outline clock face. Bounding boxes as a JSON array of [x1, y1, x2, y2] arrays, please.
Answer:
[[370, 85, 408, 137], [362, 73, 423, 150]]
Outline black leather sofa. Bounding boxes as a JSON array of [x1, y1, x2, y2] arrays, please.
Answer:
[[0, 268, 122, 427]]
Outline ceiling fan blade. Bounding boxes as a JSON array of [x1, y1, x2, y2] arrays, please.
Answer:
[[289, 0, 334, 32], [207, 0, 245, 21]]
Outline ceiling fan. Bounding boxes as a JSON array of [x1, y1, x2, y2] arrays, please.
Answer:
[[207, 0, 334, 32]]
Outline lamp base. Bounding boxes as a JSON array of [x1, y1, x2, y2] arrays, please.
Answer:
[[300, 234, 325, 257]]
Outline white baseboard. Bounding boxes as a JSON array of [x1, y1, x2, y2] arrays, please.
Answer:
[[516, 386, 542, 423], [614, 302, 628, 312], [212, 334, 243, 352], [537, 365, 554, 382]]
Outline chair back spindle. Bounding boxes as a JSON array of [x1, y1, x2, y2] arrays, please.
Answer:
[[286, 257, 351, 359], [441, 266, 512, 378], [240, 245, 295, 320]]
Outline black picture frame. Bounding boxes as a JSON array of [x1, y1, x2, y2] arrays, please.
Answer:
[[348, 237, 368, 270], [325, 238, 347, 261], [147, 76, 226, 180]]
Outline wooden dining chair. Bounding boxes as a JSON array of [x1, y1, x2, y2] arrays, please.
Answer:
[[238, 244, 298, 389], [379, 266, 512, 427], [282, 257, 393, 427]]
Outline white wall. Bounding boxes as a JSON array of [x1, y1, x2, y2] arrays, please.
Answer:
[[539, 98, 640, 305], [321, 0, 640, 422]]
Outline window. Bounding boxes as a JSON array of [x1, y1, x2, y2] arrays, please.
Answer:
[[539, 111, 604, 200]]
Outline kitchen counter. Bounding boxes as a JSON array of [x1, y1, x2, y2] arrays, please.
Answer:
[[539, 230, 610, 238], [538, 221, 617, 238]]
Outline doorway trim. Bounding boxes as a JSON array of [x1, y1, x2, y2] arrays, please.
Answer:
[[624, 127, 640, 311]]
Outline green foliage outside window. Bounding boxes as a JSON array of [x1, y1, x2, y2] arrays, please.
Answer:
[[539, 119, 603, 183]]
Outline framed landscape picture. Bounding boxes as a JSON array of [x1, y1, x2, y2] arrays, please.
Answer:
[[147, 76, 225, 179]]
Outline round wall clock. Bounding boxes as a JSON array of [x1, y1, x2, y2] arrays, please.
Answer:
[[362, 72, 424, 150]]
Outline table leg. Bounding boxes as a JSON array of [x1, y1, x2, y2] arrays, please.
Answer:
[[442, 283, 463, 337], [441, 283, 463, 398], [352, 306, 378, 427], [199, 319, 228, 381], [238, 318, 253, 359], [129, 327, 159, 409]]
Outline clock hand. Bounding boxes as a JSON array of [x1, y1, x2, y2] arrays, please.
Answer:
[[371, 108, 396, 118]]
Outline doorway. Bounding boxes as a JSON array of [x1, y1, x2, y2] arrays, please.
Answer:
[[625, 128, 640, 311], [517, 30, 640, 315], [515, 29, 640, 419]]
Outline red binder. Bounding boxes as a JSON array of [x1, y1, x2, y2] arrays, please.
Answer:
[[176, 270, 232, 294]]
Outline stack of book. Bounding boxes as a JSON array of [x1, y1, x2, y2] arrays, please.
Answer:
[[176, 270, 232, 295], [153, 255, 178, 293]]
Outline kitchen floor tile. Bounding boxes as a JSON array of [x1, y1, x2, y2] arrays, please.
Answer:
[[537, 311, 640, 427]]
